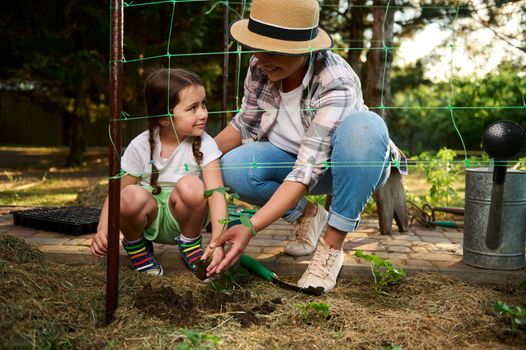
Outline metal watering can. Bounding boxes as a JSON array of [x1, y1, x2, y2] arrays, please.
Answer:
[[463, 120, 526, 270]]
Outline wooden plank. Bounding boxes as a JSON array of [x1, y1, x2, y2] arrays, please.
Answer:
[[373, 167, 409, 235]]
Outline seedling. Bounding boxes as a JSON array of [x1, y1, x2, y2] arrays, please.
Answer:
[[494, 301, 526, 335], [380, 344, 403, 350], [203, 186, 256, 234], [354, 250, 406, 295], [296, 301, 331, 324], [193, 187, 256, 280], [176, 329, 220, 350]]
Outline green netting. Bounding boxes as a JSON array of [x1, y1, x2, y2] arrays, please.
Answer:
[[109, 0, 526, 179]]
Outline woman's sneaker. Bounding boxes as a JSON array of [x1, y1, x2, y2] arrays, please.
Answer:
[[297, 237, 344, 293], [284, 203, 328, 256]]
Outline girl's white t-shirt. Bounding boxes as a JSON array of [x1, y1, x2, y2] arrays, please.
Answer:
[[121, 130, 222, 188]]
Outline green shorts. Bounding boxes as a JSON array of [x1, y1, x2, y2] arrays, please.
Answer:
[[143, 186, 181, 244]]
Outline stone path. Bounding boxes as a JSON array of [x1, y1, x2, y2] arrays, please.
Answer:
[[1, 206, 525, 285]]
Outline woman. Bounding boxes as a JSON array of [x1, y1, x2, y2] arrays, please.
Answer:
[[203, 0, 405, 292]]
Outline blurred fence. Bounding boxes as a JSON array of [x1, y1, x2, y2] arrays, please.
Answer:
[[0, 93, 144, 146]]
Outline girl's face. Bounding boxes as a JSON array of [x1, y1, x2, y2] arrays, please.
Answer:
[[252, 52, 308, 91], [163, 84, 207, 139]]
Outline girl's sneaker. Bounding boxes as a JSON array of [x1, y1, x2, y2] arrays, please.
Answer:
[[123, 238, 163, 276], [177, 235, 204, 271]]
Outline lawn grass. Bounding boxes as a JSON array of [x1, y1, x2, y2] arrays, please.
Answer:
[[0, 147, 107, 207]]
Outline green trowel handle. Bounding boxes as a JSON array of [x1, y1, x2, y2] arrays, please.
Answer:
[[432, 221, 459, 228], [240, 254, 276, 282]]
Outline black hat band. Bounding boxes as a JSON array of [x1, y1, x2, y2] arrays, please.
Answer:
[[247, 17, 319, 42]]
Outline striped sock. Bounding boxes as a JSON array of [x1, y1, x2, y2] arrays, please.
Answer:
[[123, 238, 163, 276], [177, 235, 204, 271]]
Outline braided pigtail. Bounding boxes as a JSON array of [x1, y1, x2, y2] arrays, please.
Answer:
[[191, 136, 203, 166], [147, 124, 162, 195]]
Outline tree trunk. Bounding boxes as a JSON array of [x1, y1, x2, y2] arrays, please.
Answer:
[[364, 0, 394, 122], [364, 1, 408, 234], [347, 0, 366, 78], [65, 98, 86, 167]]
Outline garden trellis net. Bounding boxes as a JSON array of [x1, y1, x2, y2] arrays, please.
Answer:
[[109, 0, 525, 178], [104, 0, 525, 322]]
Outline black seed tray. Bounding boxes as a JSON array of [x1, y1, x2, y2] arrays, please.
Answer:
[[11, 206, 101, 235]]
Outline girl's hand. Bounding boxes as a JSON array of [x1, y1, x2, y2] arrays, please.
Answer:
[[206, 224, 253, 276], [91, 229, 108, 257], [205, 245, 225, 277]]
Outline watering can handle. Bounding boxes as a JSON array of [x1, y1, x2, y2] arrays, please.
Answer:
[[485, 182, 504, 250]]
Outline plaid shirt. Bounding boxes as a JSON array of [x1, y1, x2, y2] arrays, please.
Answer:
[[230, 50, 407, 189]]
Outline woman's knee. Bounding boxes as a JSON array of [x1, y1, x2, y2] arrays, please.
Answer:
[[172, 175, 206, 207], [333, 111, 389, 159], [338, 111, 388, 141]]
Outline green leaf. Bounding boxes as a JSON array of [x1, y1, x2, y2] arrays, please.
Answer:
[[240, 214, 257, 236], [495, 301, 513, 314], [203, 186, 230, 198]]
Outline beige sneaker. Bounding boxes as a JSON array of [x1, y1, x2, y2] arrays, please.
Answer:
[[297, 237, 344, 293], [284, 203, 328, 256]]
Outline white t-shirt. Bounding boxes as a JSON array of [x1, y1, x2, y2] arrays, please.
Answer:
[[267, 84, 305, 154], [121, 130, 222, 188]]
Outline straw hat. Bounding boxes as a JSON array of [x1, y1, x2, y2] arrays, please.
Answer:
[[229, 0, 333, 55]]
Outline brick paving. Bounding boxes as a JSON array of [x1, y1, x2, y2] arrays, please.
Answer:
[[1, 206, 525, 285]]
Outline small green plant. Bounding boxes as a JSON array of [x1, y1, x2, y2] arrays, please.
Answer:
[[380, 344, 403, 350], [354, 250, 406, 295], [296, 301, 331, 324], [176, 329, 220, 350], [494, 301, 526, 335], [195, 187, 256, 280], [203, 186, 256, 235], [415, 147, 463, 207]]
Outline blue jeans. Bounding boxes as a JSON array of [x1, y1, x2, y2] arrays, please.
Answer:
[[221, 111, 391, 232]]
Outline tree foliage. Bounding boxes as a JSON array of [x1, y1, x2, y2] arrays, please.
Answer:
[[0, 1, 524, 165], [389, 60, 526, 155]]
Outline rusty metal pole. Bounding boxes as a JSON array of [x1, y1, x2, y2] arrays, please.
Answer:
[[106, 0, 123, 325], [221, 3, 229, 129], [233, 3, 241, 114]]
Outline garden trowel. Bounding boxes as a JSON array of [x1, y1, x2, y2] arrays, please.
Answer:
[[240, 254, 324, 296]]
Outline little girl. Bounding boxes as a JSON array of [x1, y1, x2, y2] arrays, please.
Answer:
[[91, 68, 226, 276]]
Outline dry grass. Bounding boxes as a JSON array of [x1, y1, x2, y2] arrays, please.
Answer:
[[1, 234, 525, 350]]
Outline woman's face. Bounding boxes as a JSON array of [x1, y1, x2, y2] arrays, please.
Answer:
[[253, 52, 308, 91]]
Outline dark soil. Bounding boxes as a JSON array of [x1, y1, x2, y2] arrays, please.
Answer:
[[134, 282, 274, 328], [193, 258, 210, 281]]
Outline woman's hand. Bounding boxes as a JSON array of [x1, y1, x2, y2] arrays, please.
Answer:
[[91, 228, 108, 257], [206, 224, 253, 276]]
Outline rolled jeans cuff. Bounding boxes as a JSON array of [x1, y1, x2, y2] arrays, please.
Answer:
[[283, 197, 307, 223], [327, 209, 360, 232]]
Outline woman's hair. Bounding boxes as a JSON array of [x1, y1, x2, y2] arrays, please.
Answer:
[[144, 68, 204, 195]]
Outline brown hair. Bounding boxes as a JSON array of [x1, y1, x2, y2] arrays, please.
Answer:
[[144, 68, 204, 195]]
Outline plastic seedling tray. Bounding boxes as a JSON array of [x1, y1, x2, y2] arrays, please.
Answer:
[[11, 206, 101, 235]]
